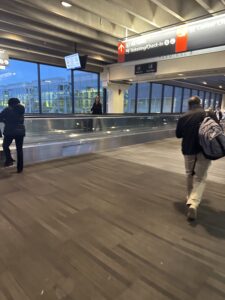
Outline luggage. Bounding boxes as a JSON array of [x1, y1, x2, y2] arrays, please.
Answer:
[[199, 116, 225, 160]]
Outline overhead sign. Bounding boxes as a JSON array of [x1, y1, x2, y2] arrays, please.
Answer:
[[135, 62, 157, 74], [118, 13, 225, 63]]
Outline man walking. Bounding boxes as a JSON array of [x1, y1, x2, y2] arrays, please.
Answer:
[[176, 96, 214, 221], [0, 98, 25, 173]]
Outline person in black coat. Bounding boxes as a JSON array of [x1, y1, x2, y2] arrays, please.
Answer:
[[0, 98, 25, 173], [176, 96, 217, 221], [91, 96, 103, 131], [91, 95, 102, 115]]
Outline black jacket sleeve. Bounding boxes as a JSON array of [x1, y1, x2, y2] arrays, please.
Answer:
[[0, 108, 7, 122], [176, 119, 183, 138]]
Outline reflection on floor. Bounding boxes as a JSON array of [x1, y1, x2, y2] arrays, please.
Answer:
[[0, 138, 224, 300]]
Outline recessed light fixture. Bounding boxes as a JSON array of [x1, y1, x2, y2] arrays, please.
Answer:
[[219, 85, 223, 88], [202, 81, 207, 85], [178, 73, 184, 76], [61, 1, 72, 7]]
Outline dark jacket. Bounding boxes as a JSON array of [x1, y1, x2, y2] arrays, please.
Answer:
[[176, 108, 206, 155], [91, 102, 102, 115], [0, 104, 25, 136]]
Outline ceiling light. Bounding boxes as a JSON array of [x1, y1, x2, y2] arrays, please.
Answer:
[[61, 1, 72, 7], [202, 81, 207, 85], [219, 85, 223, 88], [178, 73, 184, 76]]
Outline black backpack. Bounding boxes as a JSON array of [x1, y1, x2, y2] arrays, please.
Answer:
[[199, 117, 225, 160]]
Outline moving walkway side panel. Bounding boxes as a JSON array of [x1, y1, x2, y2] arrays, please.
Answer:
[[0, 115, 178, 166]]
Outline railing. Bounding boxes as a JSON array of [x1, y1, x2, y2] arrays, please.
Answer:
[[20, 114, 179, 144]]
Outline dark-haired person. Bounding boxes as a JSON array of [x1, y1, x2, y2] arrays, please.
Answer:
[[0, 98, 25, 173], [91, 95, 102, 131], [176, 96, 217, 221]]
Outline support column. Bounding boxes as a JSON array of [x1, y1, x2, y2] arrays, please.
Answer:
[[107, 83, 129, 113]]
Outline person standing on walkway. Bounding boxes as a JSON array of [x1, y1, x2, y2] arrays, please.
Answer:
[[91, 95, 102, 131], [0, 98, 25, 173], [176, 96, 216, 221]]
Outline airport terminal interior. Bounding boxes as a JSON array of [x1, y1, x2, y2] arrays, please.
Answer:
[[0, 0, 225, 299]]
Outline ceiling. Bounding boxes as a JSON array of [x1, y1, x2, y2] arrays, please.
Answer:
[[1, 0, 225, 72], [176, 75, 225, 92]]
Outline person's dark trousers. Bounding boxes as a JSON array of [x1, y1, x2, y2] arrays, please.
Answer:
[[3, 135, 24, 172]]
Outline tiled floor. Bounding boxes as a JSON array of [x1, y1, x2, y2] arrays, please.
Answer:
[[0, 138, 225, 300]]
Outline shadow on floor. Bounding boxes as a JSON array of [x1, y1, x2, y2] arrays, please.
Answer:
[[174, 201, 225, 239]]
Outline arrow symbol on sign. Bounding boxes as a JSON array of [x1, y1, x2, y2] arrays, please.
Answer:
[[118, 43, 125, 53], [118, 44, 124, 51]]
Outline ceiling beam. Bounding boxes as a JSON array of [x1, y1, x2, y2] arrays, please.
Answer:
[[193, 0, 225, 13], [13, 0, 128, 38], [0, 0, 118, 46], [0, 11, 117, 55], [57, 0, 155, 35], [0, 36, 116, 65], [150, 0, 210, 22], [0, 21, 117, 60]]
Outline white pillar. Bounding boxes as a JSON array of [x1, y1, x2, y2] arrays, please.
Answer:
[[106, 83, 129, 113]]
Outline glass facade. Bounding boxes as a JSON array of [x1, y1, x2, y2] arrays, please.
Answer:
[[0, 59, 39, 113], [163, 85, 173, 113], [0, 59, 99, 114], [173, 87, 182, 113], [124, 84, 136, 113], [151, 83, 162, 113], [137, 83, 150, 113], [40, 65, 72, 113], [122, 83, 222, 114], [182, 88, 191, 112], [0, 58, 223, 115]]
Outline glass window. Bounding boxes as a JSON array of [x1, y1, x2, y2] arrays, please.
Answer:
[[163, 85, 173, 113], [173, 87, 182, 113], [215, 93, 222, 108], [210, 93, 215, 109], [124, 84, 136, 113], [74, 71, 98, 113], [199, 91, 204, 106], [40, 65, 72, 113], [150, 83, 162, 113], [0, 59, 39, 113], [191, 89, 198, 96], [182, 88, 191, 112], [204, 92, 210, 109], [137, 83, 150, 113]]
